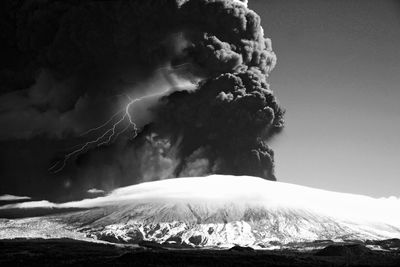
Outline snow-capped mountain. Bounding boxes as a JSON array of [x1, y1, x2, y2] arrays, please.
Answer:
[[1, 175, 399, 248]]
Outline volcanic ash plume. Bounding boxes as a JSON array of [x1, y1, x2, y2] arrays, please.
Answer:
[[0, 0, 285, 198], [148, 0, 285, 180]]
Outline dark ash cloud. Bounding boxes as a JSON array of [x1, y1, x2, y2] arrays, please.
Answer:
[[0, 0, 284, 201], [153, 70, 284, 179]]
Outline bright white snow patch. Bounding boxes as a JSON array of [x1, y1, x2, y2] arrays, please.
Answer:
[[1, 175, 400, 227], [0, 194, 31, 201]]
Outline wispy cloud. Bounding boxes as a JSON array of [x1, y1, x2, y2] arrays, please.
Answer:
[[0, 194, 31, 201], [87, 188, 105, 194]]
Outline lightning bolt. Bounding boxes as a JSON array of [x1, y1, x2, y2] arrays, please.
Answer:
[[49, 63, 198, 173], [49, 90, 169, 173]]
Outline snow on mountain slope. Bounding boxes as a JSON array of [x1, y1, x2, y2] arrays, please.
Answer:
[[0, 175, 399, 248]]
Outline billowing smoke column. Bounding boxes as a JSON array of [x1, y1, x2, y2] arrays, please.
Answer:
[[0, 0, 284, 199], [143, 0, 285, 180]]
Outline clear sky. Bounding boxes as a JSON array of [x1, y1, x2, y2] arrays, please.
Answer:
[[249, 0, 400, 197]]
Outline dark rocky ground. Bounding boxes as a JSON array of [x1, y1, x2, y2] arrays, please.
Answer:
[[1, 238, 400, 267]]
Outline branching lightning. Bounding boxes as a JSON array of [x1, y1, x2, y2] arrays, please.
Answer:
[[49, 63, 198, 173], [49, 91, 168, 173]]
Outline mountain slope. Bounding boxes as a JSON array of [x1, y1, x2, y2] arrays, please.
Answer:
[[0, 175, 399, 248]]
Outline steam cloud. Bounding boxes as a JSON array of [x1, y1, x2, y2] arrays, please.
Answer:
[[0, 0, 284, 200]]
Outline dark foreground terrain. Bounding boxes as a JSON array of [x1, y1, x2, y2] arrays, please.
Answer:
[[1, 239, 400, 267]]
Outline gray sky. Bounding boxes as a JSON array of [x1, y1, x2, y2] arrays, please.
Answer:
[[249, 0, 400, 197]]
